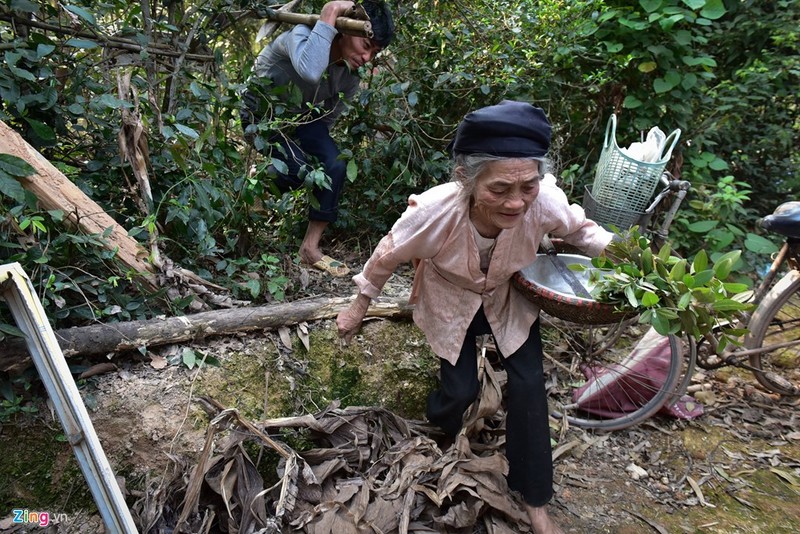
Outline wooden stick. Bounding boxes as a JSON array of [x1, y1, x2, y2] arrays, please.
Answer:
[[265, 10, 373, 38]]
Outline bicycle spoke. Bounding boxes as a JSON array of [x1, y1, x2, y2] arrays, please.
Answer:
[[542, 318, 683, 430]]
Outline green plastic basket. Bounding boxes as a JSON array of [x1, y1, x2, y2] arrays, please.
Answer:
[[583, 186, 649, 231], [591, 114, 681, 213]]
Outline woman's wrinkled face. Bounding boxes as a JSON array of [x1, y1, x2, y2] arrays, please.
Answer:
[[469, 159, 541, 238]]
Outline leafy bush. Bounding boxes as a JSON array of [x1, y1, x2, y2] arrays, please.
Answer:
[[0, 0, 796, 330], [671, 174, 781, 277], [586, 229, 752, 352]]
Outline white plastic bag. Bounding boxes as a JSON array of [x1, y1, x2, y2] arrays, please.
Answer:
[[621, 126, 666, 162]]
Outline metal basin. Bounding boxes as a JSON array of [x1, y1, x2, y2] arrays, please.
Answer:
[[512, 254, 630, 324], [517, 254, 597, 302]]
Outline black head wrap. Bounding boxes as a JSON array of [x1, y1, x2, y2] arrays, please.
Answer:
[[448, 100, 551, 158], [362, 1, 394, 48]]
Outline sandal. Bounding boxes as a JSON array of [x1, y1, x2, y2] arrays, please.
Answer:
[[306, 255, 350, 277]]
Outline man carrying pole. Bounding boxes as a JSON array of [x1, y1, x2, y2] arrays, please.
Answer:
[[240, 1, 395, 276]]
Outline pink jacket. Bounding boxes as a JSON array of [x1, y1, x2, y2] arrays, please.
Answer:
[[353, 176, 614, 365]]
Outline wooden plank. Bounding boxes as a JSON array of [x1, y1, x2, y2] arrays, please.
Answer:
[[0, 263, 138, 532]]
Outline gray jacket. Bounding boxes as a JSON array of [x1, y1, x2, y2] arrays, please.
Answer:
[[254, 22, 360, 129]]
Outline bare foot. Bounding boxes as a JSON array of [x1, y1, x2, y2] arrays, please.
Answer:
[[298, 245, 323, 266], [298, 220, 328, 265], [526, 504, 564, 534]]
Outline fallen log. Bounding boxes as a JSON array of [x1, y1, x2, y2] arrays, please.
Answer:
[[0, 120, 158, 289], [0, 296, 413, 372], [1, 121, 232, 304]]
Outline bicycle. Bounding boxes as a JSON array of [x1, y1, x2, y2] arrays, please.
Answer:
[[513, 177, 800, 431], [683, 200, 800, 398]]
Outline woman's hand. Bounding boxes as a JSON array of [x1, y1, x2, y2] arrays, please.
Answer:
[[337, 293, 371, 344], [320, 1, 356, 26]]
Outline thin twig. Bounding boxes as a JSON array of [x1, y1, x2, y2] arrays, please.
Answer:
[[0, 12, 215, 62]]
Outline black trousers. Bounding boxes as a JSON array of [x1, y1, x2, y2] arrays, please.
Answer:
[[240, 89, 346, 223], [426, 307, 554, 506]]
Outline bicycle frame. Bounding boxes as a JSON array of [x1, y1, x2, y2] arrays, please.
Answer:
[[751, 239, 800, 306], [727, 239, 800, 363], [643, 176, 691, 251], [689, 224, 800, 374]]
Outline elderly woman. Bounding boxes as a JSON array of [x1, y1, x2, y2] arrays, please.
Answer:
[[337, 100, 614, 533]]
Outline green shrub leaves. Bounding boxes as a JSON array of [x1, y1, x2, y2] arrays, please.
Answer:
[[584, 230, 753, 348]]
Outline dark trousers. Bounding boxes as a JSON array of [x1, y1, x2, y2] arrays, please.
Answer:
[[241, 90, 346, 223], [426, 307, 554, 506]]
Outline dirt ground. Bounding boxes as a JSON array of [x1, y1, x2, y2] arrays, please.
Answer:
[[2, 252, 800, 533]]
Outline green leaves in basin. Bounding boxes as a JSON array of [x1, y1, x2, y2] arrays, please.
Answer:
[[579, 229, 752, 349]]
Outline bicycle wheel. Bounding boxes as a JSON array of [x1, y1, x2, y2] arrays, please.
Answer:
[[745, 269, 800, 396], [541, 317, 685, 431]]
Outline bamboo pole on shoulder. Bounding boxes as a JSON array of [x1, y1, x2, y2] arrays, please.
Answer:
[[264, 10, 373, 38]]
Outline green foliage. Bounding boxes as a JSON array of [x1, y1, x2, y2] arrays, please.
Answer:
[[0, 154, 34, 203], [586, 229, 752, 350], [0, 0, 796, 329], [0, 322, 24, 343], [176, 348, 221, 370], [675, 175, 754, 254], [0, 0, 294, 322], [214, 253, 290, 301], [591, 0, 723, 120], [699, 0, 800, 212], [671, 174, 781, 277], [0, 372, 39, 423], [1, 190, 162, 326]]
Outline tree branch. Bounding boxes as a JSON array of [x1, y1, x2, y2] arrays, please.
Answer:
[[0, 11, 215, 62]]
